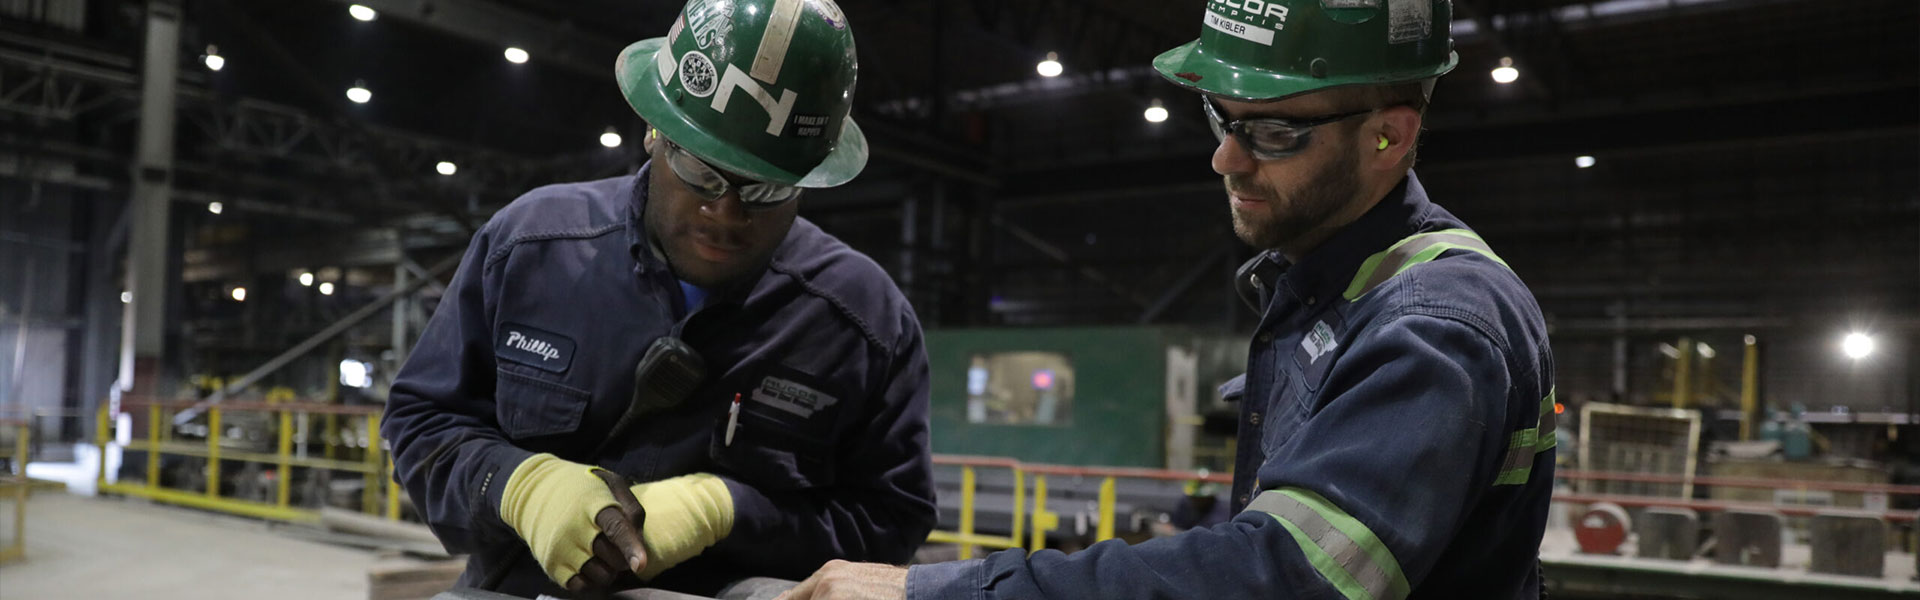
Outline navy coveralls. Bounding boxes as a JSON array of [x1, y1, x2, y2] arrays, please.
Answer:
[[384, 165, 937, 598], [910, 174, 1555, 599]]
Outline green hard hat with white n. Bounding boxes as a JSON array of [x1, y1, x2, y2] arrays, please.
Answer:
[[1153, 0, 1459, 101], [617, 0, 865, 188]]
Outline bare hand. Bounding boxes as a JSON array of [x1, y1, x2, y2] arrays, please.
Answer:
[[778, 560, 909, 600]]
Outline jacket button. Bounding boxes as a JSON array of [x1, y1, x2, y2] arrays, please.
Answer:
[[1305, 296, 1317, 306], [1249, 412, 1262, 425], [1239, 494, 1251, 505], [1257, 332, 1274, 344]]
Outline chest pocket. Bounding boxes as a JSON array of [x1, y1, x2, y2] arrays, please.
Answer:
[[494, 363, 592, 440], [707, 373, 844, 491]]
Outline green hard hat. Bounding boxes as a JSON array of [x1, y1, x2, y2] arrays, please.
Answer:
[[1152, 0, 1460, 101], [616, 0, 867, 188]]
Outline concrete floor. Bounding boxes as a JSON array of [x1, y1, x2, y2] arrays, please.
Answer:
[[1, 491, 383, 600]]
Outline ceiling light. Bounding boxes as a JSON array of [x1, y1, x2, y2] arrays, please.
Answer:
[[1575, 155, 1596, 169], [1491, 57, 1519, 84], [207, 201, 223, 215], [298, 272, 314, 287], [120, 291, 131, 304], [349, 4, 377, 21], [231, 287, 247, 302], [600, 128, 623, 148], [203, 45, 224, 71], [1843, 332, 1875, 360], [347, 80, 372, 104], [504, 47, 529, 64], [1144, 99, 1168, 123], [318, 282, 335, 296], [1037, 52, 1063, 78], [436, 161, 457, 176]]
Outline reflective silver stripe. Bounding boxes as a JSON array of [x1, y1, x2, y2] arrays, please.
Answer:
[[1246, 491, 1403, 600]]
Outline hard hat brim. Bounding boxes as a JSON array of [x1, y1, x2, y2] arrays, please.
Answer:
[[1152, 39, 1459, 102], [617, 37, 869, 188]]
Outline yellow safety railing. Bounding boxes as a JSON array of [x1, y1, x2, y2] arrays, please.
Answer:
[[1, 419, 30, 565], [96, 397, 401, 524], [927, 455, 1233, 557]]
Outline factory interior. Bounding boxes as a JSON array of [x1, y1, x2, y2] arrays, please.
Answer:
[[1, 0, 1918, 598]]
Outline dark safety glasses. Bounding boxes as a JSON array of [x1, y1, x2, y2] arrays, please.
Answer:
[[1202, 98, 1376, 160], [661, 138, 803, 208]]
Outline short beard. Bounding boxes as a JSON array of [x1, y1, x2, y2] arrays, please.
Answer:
[[1228, 146, 1361, 251]]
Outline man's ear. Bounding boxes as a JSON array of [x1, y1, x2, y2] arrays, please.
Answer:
[[1369, 106, 1423, 172], [642, 128, 659, 154]]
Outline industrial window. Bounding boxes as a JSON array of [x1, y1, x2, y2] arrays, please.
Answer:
[[966, 352, 1074, 426]]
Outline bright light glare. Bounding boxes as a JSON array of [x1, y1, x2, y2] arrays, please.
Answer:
[[1144, 105, 1169, 123], [298, 272, 314, 287], [1037, 52, 1063, 78], [349, 4, 377, 21], [207, 201, 224, 215], [347, 86, 372, 104], [1491, 57, 1519, 84], [1576, 155, 1596, 169], [600, 130, 623, 148], [231, 287, 247, 302], [340, 359, 372, 389], [1842, 333, 1875, 360], [204, 53, 225, 71], [319, 282, 335, 296], [436, 161, 457, 175], [120, 291, 131, 304], [504, 47, 529, 64]]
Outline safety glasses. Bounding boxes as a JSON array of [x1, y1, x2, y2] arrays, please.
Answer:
[[1202, 98, 1376, 160], [661, 138, 803, 208]]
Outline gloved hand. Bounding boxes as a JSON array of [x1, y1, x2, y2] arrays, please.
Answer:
[[498, 453, 650, 593], [627, 472, 736, 580]]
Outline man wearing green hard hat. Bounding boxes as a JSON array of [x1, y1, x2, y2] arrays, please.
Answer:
[[786, 1, 1554, 598], [385, 0, 937, 597]]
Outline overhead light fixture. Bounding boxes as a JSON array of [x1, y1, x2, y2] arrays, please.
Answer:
[[504, 47, 529, 64], [1143, 99, 1168, 123], [339, 359, 373, 389], [1842, 332, 1875, 360], [347, 80, 372, 104], [120, 291, 131, 304], [1657, 343, 1680, 359], [1697, 343, 1715, 359], [1036, 52, 1063, 78], [230, 287, 247, 302], [203, 45, 225, 71], [600, 128, 623, 148], [436, 161, 457, 176], [318, 282, 336, 296], [349, 4, 377, 21], [207, 201, 224, 215], [298, 272, 314, 287], [1575, 155, 1596, 169], [1491, 57, 1519, 84]]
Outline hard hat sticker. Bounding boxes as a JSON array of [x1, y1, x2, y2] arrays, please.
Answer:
[[687, 0, 736, 51], [680, 51, 720, 97], [1387, 0, 1431, 44], [806, 0, 846, 30], [751, 0, 806, 85]]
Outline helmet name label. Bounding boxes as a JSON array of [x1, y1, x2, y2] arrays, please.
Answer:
[[1205, 8, 1276, 46], [1211, 0, 1290, 29]]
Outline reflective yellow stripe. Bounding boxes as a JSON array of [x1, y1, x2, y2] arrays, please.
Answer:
[[1245, 488, 1410, 600], [1495, 388, 1557, 486], [1342, 229, 1508, 301]]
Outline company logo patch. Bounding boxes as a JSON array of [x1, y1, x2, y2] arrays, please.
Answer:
[[1205, 0, 1290, 47], [1301, 320, 1339, 364], [679, 51, 719, 97], [750, 376, 839, 419], [496, 323, 576, 373]]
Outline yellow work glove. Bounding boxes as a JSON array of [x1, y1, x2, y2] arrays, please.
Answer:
[[629, 472, 736, 580], [498, 454, 648, 591]]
